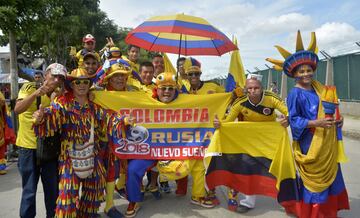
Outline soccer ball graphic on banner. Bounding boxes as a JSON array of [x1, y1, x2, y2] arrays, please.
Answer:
[[127, 125, 149, 143]]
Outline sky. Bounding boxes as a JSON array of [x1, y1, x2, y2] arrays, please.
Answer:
[[2, 1, 360, 79], [99, 0, 360, 79]]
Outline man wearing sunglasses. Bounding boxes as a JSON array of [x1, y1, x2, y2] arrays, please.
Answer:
[[124, 72, 179, 218], [33, 68, 133, 218], [184, 57, 224, 94], [97, 61, 141, 217], [14, 63, 67, 218], [176, 57, 224, 204]]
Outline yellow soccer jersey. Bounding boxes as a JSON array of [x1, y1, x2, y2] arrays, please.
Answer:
[[188, 81, 225, 94], [127, 77, 142, 89], [122, 56, 143, 89], [139, 83, 156, 94], [122, 56, 140, 73], [224, 91, 288, 122], [76, 49, 101, 67], [16, 82, 51, 149]]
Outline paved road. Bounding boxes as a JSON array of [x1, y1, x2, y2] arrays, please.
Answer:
[[1, 137, 359, 217]]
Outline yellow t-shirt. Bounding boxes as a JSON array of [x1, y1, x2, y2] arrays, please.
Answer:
[[16, 82, 51, 149], [122, 56, 142, 89], [76, 49, 101, 67], [188, 81, 225, 94], [122, 56, 140, 73], [224, 91, 288, 122], [139, 83, 156, 95]]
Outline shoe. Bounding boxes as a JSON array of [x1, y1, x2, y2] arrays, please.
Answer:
[[149, 186, 161, 200], [238, 204, 252, 213], [105, 206, 124, 218], [227, 199, 238, 211], [207, 191, 220, 205], [115, 186, 127, 199], [0, 164, 6, 175], [140, 184, 145, 193], [160, 182, 171, 193], [191, 196, 216, 208], [125, 202, 140, 218]]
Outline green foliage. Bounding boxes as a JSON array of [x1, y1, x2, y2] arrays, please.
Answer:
[[0, 0, 155, 68], [0, 0, 115, 65]]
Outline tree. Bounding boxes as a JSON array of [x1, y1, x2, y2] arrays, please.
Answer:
[[0, 0, 119, 66]]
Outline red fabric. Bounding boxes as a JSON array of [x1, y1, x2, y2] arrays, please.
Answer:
[[176, 176, 188, 195], [0, 144, 6, 159], [282, 189, 350, 218], [4, 122, 16, 145], [206, 170, 278, 198]]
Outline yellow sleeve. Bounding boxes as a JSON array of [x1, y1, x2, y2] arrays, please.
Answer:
[[273, 96, 288, 116], [223, 101, 242, 122], [18, 82, 36, 100]]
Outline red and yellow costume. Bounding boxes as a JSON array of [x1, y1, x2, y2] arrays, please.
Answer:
[[34, 69, 128, 217], [0, 92, 16, 174]]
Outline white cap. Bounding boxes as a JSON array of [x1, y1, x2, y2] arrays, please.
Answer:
[[45, 63, 67, 77], [247, 73, 263, 82]]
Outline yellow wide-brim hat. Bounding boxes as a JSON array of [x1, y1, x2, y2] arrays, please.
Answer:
[[67, 68, 94, 80], [103, 62, 132, 83]]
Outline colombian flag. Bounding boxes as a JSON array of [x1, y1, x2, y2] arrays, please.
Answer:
[[225, 36, 246, 91], [205, 122, 300, 214]]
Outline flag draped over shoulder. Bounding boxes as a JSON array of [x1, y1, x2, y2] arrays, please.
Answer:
[[94, 91, 232, 160], [205, 122, 300, 209], [225, 36, 246, 91]]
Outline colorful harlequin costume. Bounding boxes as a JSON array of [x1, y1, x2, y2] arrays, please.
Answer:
[[121, 72, 181, 217], [34, 68, 129, 218], [0, 92, 16, 175], [266, 30, 349, 217]]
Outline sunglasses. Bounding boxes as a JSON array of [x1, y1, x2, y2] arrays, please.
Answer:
[[188, 72, 201, 77], [72, 79, 90, 85], [159, 86, 175, 91]]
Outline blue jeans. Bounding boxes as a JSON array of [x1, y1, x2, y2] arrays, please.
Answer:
[[127, 159, 156, 202], [17, 147, 58, 218]]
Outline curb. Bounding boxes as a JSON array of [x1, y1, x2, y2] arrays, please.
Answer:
[[342, 129, 360, 140]]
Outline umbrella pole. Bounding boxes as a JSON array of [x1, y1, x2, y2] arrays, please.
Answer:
[[177, 34, 182, 80]]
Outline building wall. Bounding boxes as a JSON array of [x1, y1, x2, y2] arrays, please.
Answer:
[[339, 101, 360, 116]]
